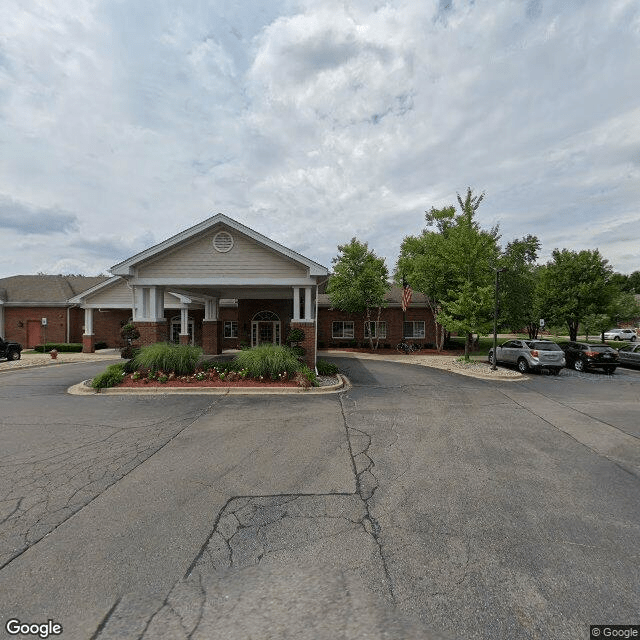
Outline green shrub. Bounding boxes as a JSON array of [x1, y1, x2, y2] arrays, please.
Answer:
[[297, 365, 318, 387], [34, 343, 83, 353], [131, 343, 203, 375], [316, 359, 338, 375], [94, 341, 108, 350], [285, 328, 305, 344], [234, 344, 304, 379], [91, 363, 126, 389], [288, 345, 306, 359], [121, 347, 141, 363]]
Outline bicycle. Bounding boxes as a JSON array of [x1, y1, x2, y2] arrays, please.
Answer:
[[396, 341, 420, 354]]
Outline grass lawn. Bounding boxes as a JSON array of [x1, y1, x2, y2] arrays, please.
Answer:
[[450, 334, 635, 357]]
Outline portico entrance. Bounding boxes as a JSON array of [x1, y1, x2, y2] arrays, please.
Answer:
[[251, 311, 281, 347]]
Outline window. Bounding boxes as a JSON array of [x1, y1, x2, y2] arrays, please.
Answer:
[[332, 321, 354, 338], [403, 321, 425, 339], [364, 321, 387, 338], [224, 321, 238, 338]]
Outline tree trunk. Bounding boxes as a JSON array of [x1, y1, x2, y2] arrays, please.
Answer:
[[464, 332, 471, 359], [568, 320, 578, 342], [374, 306, 382, 350], [365, 308, 374, 351]]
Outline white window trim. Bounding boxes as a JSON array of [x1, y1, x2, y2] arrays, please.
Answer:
[[224, 320, 238, 338], [364, 321, 387, 339], [403, 321, 425, 339], [332, 321, 354, 339]]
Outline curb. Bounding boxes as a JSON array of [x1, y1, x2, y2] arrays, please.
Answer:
[[67, 374, 349, 396], [0, 357, 121, 375]]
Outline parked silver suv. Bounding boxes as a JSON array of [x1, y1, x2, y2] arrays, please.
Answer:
[[488, 339, 565, 374]]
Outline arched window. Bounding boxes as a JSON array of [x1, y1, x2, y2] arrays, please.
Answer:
[[251, 310, 281, 346], [252, 310, 280, 321]]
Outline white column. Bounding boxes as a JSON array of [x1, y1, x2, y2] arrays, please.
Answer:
[[84, 307, 94, 335], [293, 287, 300, 321], [180, 307, 189, 335], [152, 286, 165, 321], [204, 298, 219, 321], [304, 287, 312, 321]]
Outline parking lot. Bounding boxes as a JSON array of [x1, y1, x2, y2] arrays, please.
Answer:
[[0, 357, 638, 639]]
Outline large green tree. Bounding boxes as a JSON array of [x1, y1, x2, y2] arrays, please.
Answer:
[[538, 248, 614, 341], [498, 235, 542, 338], [395, 207, 456, 351], [396, 188, 500, 357], [327, 238, 389, 350]]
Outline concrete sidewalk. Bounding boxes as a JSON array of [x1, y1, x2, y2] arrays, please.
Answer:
[[0, 348, 121, 373]]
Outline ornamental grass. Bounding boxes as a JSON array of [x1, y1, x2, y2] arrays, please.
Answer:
[[233, 344, 304, 380], [130, 342, 203, 376]]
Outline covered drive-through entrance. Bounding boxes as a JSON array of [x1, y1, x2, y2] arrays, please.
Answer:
[[69, 214, 328, 369]]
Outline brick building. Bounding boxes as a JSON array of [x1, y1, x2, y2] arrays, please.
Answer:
[[1, 214, 436, 368]]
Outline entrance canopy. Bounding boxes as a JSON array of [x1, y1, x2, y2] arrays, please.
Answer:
[[70, 214, 328, 364]]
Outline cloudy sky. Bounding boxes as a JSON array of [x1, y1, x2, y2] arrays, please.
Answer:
[[1, 0, 639, 280]]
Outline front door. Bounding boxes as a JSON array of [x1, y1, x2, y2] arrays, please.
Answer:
[[27, 320, 42, 348], [251, 321, 281, 346]]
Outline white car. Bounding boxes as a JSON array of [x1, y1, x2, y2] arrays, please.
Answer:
[[603, 328, 637, 342]]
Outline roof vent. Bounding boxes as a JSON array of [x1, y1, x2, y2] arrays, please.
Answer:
[[213, 231, 234, 253]]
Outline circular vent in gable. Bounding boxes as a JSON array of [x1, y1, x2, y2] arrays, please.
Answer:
[[213, 231, 234, 253]]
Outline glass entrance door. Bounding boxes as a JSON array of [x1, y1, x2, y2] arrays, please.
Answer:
[[251, 321, 281, 346]]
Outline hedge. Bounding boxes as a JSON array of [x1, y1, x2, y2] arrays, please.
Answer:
[[34, 343, 83, 353]]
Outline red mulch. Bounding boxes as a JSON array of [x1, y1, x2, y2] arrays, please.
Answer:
[[119, 376, 300, 389]]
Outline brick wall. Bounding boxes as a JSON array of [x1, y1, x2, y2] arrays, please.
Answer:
[[92, 309, 133, 347], [317, 306, 435, 348], [289, 321, 316, 369], [237, 299, 293, 346], [3, 307, 68, 346], [135, 321, 168, 345]]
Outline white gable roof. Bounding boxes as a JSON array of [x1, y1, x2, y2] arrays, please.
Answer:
[[111, 213, 328, 277]]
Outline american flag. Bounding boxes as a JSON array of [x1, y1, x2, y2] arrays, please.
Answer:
[[402, 282, 413, 312]]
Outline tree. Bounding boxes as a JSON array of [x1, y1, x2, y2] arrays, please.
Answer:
[[584, 290, 640, 342], [438, 188, 500, 357], [396, 213, 454, 351], [396, 188, 500, 357], [498, 235, 542, 338], [538, 249, 613, 341], [327, 238, 389, 350]]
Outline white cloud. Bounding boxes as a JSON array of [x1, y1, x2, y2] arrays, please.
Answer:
[[0, 0, 639, 279]]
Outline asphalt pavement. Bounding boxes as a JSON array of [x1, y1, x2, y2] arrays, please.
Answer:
[[0, 358, 638, 639]]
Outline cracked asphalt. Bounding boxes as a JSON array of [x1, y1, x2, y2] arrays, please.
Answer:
[[1, 358, 639, 639]]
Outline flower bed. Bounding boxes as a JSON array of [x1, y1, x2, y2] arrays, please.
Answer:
[[118, 375, 300, 388]]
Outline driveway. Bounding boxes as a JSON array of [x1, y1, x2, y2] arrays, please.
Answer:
[[0, 358, 638, 639]]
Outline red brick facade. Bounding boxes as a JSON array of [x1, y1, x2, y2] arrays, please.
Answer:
[[289, 321, 316, 369], [134, 321, 168, 345], [3, 307, 69, 347], [202, 320, 222, 355], [82, 335, 95, 353], [317, 306, 436, 349]]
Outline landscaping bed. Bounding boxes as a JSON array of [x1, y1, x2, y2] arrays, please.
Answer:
[[90, 343, 339, 391], [118, 372, 301, 389]]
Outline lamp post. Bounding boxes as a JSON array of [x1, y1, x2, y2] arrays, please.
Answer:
[[491, 267, 506, 371]]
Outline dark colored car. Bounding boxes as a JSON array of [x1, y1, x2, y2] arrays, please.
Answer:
[[0, 336, 22, 361], [559, 341, 619, 374], [617, 343, 640, 368]]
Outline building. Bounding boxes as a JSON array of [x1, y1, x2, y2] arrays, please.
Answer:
[[1, 214, 435, 367]]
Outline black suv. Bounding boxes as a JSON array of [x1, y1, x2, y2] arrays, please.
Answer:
[[559, 341, 619, 374], [0, 337, 22, 361]]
